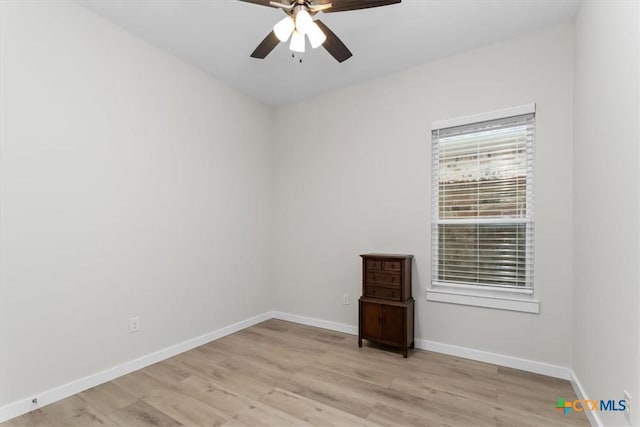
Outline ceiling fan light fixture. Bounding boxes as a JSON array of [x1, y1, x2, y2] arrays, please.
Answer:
[[290, 29, 306, 53], [307, 21, 326, 48], [295, 9, 313, 34], [273, 15, 295, 42], [245, 0, 401, 62]]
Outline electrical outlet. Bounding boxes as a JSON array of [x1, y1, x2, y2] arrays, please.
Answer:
[[624, 390, 631, 424], [129, 316, 140, 333], [342, 294, 349, 305]]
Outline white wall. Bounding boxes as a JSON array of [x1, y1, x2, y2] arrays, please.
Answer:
[[0, 1, 272, 407], [272, 24, 574, 367], [573, 1, 640, 426]]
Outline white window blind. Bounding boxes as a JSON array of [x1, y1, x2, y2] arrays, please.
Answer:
[[431, 111, 534, 294]]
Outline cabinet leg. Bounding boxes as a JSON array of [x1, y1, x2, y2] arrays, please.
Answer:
[[358, 338, 362, 348], [403, 347, 408, 358]]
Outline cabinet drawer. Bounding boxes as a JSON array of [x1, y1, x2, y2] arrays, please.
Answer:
[[365, 260, 382, 270], [383, 260, 402, 271], [364, 285, 400, 300], [366, 272, 401, 285]]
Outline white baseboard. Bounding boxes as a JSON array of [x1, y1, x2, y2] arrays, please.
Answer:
[[271, 311, 358, 335], [570, 369, 602, 427], [1, 310, 576, 423], [414, 338, 571, 380], [0, 311, 273, 423]]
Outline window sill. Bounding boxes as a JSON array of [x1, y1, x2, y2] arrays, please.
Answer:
[[426, 288, 540, 314]]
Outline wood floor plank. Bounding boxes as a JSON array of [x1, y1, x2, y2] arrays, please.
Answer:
[[223, 400, 314, 427], [77, 381, 138, 415], [5, 411, 53, 427], [494, 405, 588, 427], [258, 387, 378, 427], [366, 402, 448, 427], [106, 400, 183, 427], [314, 351, 398, 387], [162, 347, 229, 381], [110, 370, 172, 400], [142, 360, 192, 387], [195, 339, 247, 362], [142, 387, 232, 426], [176, 361, 275, 402], [38, 395, 115, 427], [380, 383, 495, 427], [3, 320, 589, 427], [391, 369, 497, 404], [283, 369, 377, 419], [174, 373, 262, 416], [227, 328, 327, 359]]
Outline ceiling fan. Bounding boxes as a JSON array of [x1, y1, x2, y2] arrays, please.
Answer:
[[239, 0, 401, 63]]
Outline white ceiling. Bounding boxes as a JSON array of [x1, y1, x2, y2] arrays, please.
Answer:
[[78, 0, 579, 107]]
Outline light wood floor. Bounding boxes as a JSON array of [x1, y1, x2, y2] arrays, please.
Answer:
[[4, 319, 589, 427]]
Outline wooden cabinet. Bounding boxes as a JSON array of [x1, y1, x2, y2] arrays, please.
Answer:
[[358, 254, 414, 358]]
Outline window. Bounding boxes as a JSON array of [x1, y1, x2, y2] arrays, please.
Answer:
[[427, 104, 538, 313]]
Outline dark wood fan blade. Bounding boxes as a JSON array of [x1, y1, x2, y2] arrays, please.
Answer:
[[322, 0, 401, 13], [315, 20, 352, 63], [237, 0, 278, 8], [250, 31, 281, 59]]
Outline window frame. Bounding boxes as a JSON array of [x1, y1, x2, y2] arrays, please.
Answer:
[[427, 104, 539, 314]]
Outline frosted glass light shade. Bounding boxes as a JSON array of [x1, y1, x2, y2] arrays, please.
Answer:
[[290, 30, 305, 53], [273, 16, 295, 42], [307, 21, 326, 48], [295, 9, 313, 34]]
